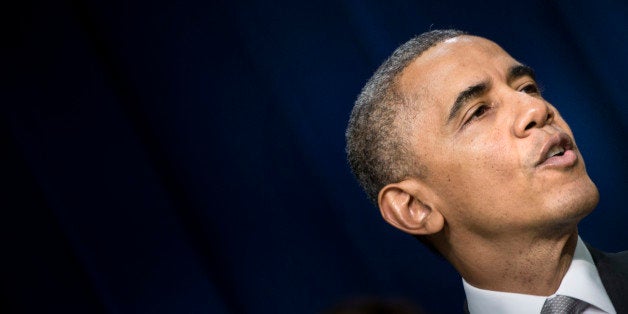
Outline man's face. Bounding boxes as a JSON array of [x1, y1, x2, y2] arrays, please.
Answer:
[[398, 36, 599, 238]]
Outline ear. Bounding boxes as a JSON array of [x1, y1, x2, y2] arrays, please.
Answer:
[[378, 179, 444, 235]]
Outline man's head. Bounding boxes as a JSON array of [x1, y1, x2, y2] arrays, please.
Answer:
[[346, 30, 599, 255], [346, 29, 466, 204]]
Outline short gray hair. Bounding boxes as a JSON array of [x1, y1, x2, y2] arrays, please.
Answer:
[[346, 29, 465, 203]]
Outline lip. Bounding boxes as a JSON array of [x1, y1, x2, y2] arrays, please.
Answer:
[[535, 132, 577, 168]]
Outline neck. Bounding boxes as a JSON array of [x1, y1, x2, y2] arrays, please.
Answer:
[[439, 228, 579, 296]]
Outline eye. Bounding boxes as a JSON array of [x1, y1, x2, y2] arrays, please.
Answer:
[[463, 103, 490, 126], [472, 105, 489, 118], [519, 83, 540, 95]]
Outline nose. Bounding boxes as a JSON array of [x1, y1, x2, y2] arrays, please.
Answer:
[[513, 94, 554, 138]]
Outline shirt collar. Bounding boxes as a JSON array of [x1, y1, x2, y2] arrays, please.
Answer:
[[554, 236, 615, 313], [463, 236, 616, 314]]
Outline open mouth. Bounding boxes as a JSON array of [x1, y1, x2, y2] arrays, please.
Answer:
[[536, 132, 577, 168], [546, 145, 565, 159]]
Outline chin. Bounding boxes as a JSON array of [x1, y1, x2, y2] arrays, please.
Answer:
[[551, 176, 599, 225]]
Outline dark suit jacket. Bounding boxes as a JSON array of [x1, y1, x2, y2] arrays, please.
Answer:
[[586, 245, 628, 313], [463, 246, 628, 313]]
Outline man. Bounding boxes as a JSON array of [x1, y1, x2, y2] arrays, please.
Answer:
[[345, 29, 628, 313]]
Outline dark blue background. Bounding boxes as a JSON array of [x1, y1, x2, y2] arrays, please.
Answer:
[[6, 0, 627, 313]]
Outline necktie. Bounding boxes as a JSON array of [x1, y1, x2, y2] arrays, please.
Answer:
[[540, 295, 588, 314]]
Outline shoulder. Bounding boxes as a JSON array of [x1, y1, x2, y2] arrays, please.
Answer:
[[587, 244, 628, 270], [603, 250, 628, 262]]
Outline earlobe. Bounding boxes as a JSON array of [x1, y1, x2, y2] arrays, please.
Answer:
[[378, 180, 445, 235]]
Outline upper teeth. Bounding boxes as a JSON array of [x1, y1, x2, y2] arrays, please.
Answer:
[[547, 146, 565, 158]]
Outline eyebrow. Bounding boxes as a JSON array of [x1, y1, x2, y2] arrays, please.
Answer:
[[507, 64, 536, 85], [446, 64, 537, 124], [447, 80, 491, 123]]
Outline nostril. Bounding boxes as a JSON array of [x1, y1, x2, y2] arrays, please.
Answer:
[[525, 121, 536, 130]]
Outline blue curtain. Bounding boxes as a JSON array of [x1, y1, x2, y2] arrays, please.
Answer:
[[6, 0, 627, 313]]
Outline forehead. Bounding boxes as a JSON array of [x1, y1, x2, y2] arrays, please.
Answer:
[[397, 36, 519, 116]]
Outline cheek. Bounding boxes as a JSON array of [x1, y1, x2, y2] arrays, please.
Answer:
[[431, 132, 524, 205], [454, 131, 517, 177], [469, 137, 523, 180]]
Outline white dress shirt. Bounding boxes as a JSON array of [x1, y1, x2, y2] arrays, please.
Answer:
[[463, 236, 616, 314]]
